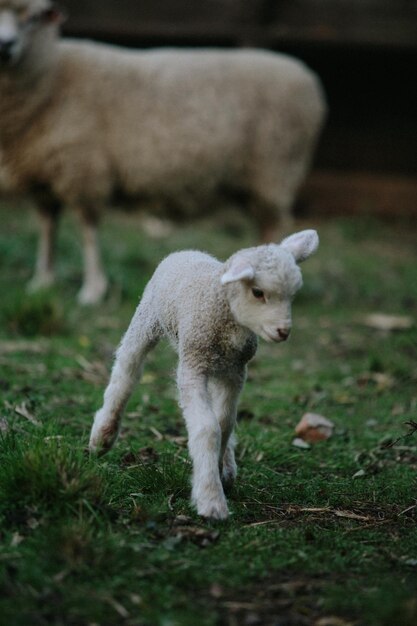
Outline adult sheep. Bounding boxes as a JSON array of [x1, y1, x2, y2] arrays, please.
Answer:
[[0, 0, 326, 304]]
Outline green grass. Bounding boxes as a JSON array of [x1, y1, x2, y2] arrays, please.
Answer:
[[0, 201, 416, 625]]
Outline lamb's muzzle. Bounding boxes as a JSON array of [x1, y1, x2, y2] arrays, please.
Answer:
[[89, 229, 319, 520]]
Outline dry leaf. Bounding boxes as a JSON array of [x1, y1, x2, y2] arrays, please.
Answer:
[[357, 372, 395, 391], [149, 426, 164, 440], [14, 402, 41, 427], [169, 525, 220, 547], [209, 583, 224, 599], [0, 340, 47, 354], [333, 509, 370, 521], [105, 597, 130, 619], [141, 373, 157, 384], [129, 593, 142, 606], [75, 355, 109, 385], [53, 569, 70, 583], [10, 532, 24, 547], [362, 313, 414, 331], [120, 447, 159, 466], [315, 617, 355, 626], [295, 413, 334, 443]]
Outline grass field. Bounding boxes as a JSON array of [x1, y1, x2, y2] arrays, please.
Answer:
[[0, 200, 416, 626]]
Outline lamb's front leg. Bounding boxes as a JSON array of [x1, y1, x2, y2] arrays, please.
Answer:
[[178, 364, 228, 520], [209, 372, 245, 488]]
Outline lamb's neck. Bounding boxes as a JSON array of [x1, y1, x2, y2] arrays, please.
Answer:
[[217, 280, 255, 345]]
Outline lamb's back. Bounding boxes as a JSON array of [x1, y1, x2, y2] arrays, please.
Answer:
[[148, 251, 223, 340]]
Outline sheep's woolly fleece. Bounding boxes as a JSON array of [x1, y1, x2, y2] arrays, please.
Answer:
[[0, 0, 326, 303]]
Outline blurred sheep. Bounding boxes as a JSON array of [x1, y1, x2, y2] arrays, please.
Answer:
[[0, 0, 326, 303]]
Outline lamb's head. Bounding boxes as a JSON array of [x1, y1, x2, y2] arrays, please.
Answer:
[[221, 230, 318, 343], [0, 0, 62, 67]]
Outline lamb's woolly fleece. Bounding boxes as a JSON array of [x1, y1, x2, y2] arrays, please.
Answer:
[[0, 0, 326, 303], [137, 250, 260, 373], [89, 229, 319, 520]]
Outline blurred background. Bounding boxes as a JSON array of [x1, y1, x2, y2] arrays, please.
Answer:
[[62, 0, 417, 218]]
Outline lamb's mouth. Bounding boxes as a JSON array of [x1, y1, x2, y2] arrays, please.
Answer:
[[261, 329, 281, 343]]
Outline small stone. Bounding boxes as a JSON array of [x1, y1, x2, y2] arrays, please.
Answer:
[[292, 437, 311, 450]]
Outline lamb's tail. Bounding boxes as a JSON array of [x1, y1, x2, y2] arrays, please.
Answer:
[[89, 294, 161, 453]]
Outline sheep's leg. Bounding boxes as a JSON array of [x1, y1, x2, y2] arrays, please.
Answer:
[[76, 209, 108, 305], [209, 374, 244, 488], [252, 197, 294, 243], [178, 363, 228, 520], [89, 302, 161, 453], [27, 202, 61, 292]]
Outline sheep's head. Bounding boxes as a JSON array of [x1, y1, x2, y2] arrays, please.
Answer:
[[0, 0, 62, 67], [221, 230, 319, 343]]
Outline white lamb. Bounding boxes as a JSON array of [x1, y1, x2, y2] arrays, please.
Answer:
[[89, 229, 319, 520], [0, 0, 326, 304]]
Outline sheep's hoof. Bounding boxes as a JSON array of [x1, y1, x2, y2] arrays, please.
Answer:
[[26, 273, 55, 293], [77, 278, 108, 305], [197, 498, 229, 520]]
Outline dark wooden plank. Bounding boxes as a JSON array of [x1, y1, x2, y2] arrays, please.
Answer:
[[300, 170, 417, 217], [62, 0, 417, 49]]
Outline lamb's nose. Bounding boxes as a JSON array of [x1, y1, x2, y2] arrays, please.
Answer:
[[277, 328, 290, 341]]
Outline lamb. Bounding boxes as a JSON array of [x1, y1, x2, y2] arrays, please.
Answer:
[[0, 0, 326, 304], [89, 229, 319, 519]]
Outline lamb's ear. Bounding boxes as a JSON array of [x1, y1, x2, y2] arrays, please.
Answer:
[[280, 229, 319, 263], [221, 258, 254, 285]]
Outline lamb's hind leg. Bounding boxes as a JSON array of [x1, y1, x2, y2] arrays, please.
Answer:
[[89, 300, 161, 453]]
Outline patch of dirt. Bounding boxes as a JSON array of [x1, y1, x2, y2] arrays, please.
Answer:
[[120, 447, 160, 467]]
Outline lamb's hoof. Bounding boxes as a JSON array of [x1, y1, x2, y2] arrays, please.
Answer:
[[221, 465, 237, 490], [77, 278, 108, 305], [89, 417, 118, 455], [89, 427, 116, 455], [197, 498, 229, 521], [88, 436, 112, 456]]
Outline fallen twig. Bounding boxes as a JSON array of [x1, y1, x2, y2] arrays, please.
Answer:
[[383, 420, 417, 448]]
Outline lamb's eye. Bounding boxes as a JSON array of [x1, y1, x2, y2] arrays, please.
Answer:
[[251, 288, 264, 300]]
